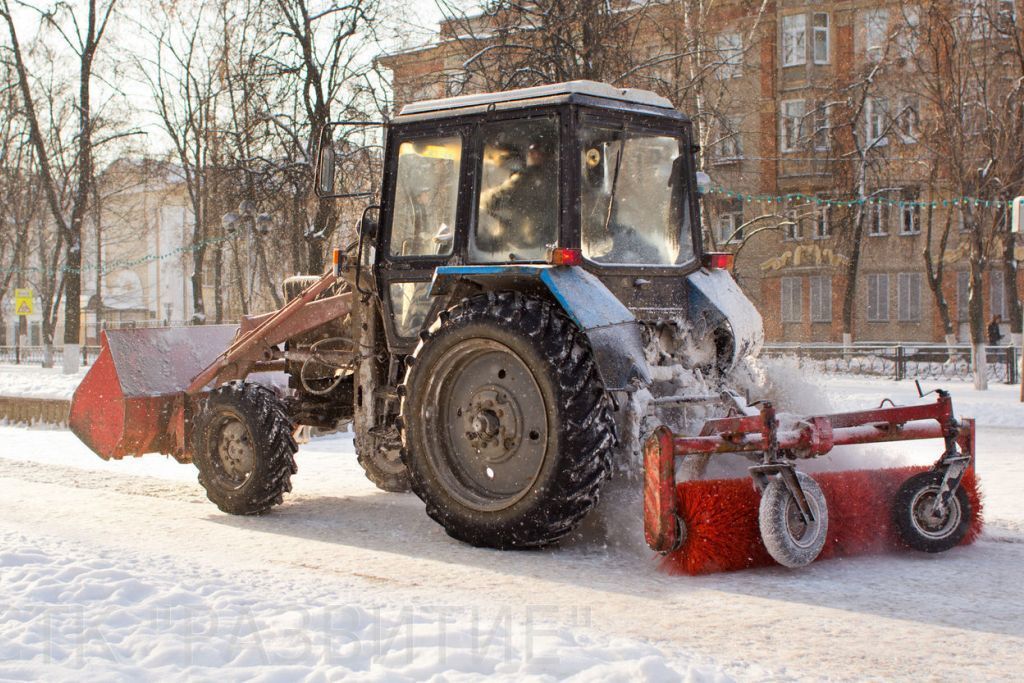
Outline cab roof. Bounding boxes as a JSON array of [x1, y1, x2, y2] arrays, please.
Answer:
[[394, 80, 687, 124]]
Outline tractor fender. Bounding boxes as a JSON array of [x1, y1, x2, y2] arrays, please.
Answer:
[[430, 265, 651, 391], [686, 268, 764, 368]]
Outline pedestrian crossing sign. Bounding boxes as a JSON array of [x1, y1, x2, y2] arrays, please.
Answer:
[[14, 288, 34, 316]]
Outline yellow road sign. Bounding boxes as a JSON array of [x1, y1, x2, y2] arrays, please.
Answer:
[[14, 288, 34, 316]]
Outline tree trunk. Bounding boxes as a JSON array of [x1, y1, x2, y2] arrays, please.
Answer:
[[213, 242, 224, 324], [923, 203, 955, 339], [1003, 234, 1022, 347], [841, 204, 867, 340], [968, 237, 988, 391]]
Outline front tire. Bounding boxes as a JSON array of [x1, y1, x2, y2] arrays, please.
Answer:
[[759, 471, 829, 568], [400, 292, 616, 549], [191, 380, 298, 515], [355, 436, 411, 493], [893, 471, 971, 553]]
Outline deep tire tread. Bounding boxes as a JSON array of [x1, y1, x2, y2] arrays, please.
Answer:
[[354, 436, 412, 493], [192, 380, 298, 515], [400, 291, 616, 549]]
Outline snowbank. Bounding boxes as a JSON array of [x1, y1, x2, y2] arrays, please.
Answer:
[[0, 364, 86, 400]]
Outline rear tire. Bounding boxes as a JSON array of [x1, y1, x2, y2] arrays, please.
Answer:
[[759, 472, 828, 568], [400, 291, 616, 549], [192, 380, 298, 515], [893, 471, 971, 553]]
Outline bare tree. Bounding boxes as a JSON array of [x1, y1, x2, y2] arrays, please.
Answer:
[[2, 0, 117, 370], [0, 72, 33, 345], [907, 2, 1024, 388], [268, 0, 381, 273], [136, 1, 223, 324]]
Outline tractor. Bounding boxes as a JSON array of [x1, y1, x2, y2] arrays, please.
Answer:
[[70, 81, 978, 567]]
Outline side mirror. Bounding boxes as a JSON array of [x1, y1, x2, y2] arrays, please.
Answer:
[[695, 171, 711, 196], [314, 120, 381, 199], [317, 141, 336, 198], [360, 211, 378, 239]]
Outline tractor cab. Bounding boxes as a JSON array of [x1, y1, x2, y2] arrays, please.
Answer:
[[318, 81, 724, 362]]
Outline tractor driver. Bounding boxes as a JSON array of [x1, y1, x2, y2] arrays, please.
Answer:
[[478, 138, 557, 257]]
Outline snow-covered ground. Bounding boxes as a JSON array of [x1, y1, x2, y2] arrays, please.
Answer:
[[1, 369, 1023, 680], [0, 363, 86, 400]]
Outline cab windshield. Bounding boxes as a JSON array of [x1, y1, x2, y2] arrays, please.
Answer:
[[580, 125, 695, 266]]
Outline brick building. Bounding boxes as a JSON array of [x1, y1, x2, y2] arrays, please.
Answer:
[[379, 1, 1024, 344]]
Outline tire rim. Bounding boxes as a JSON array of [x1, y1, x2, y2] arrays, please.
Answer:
[[910, 486, 961, 539], [784, 493, 822, 550], [421, 338, 549, 512], [210, 414, 255, 490]]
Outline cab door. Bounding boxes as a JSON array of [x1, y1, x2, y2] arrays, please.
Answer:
[[378, 127, 470, 352]]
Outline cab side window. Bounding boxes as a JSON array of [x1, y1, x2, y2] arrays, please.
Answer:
[[472, 117, 559, 262], [389, 135, 462, 257]]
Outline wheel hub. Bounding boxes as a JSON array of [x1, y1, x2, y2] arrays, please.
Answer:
[[216, 420, 255, 484], [423, 339, 550, 511], [912, 489, 959, 537], [464, 389, 521, 462]]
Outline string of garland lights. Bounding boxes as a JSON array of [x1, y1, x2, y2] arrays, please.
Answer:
[[0, 190, 1012, 277], [708, 187, 1013, 210], [0, 235, 233, 276]]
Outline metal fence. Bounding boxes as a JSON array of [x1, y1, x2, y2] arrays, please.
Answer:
[[0, 345, 102, 366], [762, 343, 1021, 384]]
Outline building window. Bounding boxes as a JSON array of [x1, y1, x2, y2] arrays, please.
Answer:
[[896, 6, 920, 60], [716, 32, 743, 79], [784, 209, 804, 241], [868, 200, 890, 236], [782, 276, 803, 323], [897, 96, 920, 143], [865, 9, 890, 62], [957, 270, 970, 322], [997, 0, 1017, 29], [960, 0, 988, 40], [898, 272, 922, 321], [866, 96, 889, 146], [715, 116, 744, 161], [900, 192, 921, 235], [991, 269, 1007, 317], [814, 205, 831, 238], [812, 103, 831, 151], [782, 15, 807, 67], [780, 99, 806, 152], [445, 71, 469, 96], [867, 273, 890, 321], [717, 210, 743, 244], [810, 275, 832, 322], [813, 13, 830, 64]]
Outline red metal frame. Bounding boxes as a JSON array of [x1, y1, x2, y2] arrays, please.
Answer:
[[186, 272, 349, 395], [643, 393, 975, 553]]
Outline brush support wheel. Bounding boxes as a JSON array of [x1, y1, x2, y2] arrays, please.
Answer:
[[893, 471, 972, 553], [758, 471, 829, 568]]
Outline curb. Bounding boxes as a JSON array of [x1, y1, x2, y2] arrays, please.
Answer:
[[0, 397, 71, 426]]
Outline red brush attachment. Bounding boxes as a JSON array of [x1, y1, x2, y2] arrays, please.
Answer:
[[661, 466, 983, 575]]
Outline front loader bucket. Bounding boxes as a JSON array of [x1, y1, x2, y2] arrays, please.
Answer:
[[69, 325, 238, 460]]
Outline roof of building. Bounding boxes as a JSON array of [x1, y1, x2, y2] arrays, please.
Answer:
[[396, 80, 681, 121]]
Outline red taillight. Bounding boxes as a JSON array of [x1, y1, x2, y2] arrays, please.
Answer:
[[702, 252, 734, 270], [332, 248, 342, 276], [547, 247, 583, 267]]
